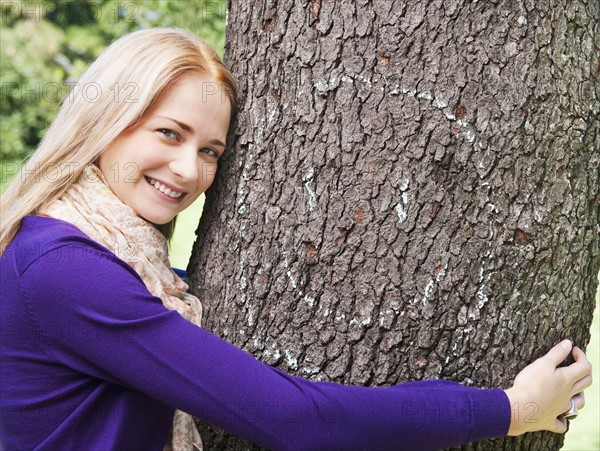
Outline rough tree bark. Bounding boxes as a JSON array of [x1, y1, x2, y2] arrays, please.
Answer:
[[188, 0, 599, 449]]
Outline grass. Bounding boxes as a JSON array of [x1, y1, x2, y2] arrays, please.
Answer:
[[168, 194, 205, 270]]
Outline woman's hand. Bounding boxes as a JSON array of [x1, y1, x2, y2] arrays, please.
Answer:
[[504, 339, 593, 436]]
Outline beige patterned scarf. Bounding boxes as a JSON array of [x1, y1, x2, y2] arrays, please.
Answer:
[[39, 164, 203, 451]]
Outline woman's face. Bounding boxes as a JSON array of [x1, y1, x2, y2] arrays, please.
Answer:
[[97, 73, 231, 224]]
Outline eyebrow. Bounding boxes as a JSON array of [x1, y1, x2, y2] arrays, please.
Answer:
[[156, 116, 226, 148]]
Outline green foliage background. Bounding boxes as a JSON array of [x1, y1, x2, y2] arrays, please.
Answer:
[[0, 1, 598, 449]]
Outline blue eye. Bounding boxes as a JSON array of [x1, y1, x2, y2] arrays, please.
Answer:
[[158, 129, 179, 141], [201, 148, 219, 158]]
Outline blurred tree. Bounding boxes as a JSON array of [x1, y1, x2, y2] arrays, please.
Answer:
[[1, 11, 64, 161]]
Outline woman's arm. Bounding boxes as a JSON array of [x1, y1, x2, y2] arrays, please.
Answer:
[[19, 242, 591, 449]]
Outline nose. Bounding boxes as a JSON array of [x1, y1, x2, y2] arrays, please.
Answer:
[[168, 144, 199, 184]]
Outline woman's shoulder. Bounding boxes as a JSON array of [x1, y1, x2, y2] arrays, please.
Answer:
[[19, 214, 89, 240], [4, 215, 131, 276]]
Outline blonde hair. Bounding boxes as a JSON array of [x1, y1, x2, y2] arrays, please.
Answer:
[[0, 28, 237, 255]]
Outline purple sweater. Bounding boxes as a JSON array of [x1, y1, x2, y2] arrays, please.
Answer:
[[0, 216, 510, 450]]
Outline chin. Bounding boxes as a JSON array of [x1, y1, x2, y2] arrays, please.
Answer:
[[139, 212, 175, 225], [148, 217, 174, 225]]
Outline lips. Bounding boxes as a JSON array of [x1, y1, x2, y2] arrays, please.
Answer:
[[145, 176, 186, 199]]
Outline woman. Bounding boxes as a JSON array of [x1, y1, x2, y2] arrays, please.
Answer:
[[0, 28, 592, 450]]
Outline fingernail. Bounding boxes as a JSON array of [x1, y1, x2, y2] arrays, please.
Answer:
[[560, 339, 572, 349]]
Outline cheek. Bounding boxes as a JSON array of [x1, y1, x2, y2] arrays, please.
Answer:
[[99, 136, 153, 182], [134, 152, 165, 172], [97, 145, 118, 171]]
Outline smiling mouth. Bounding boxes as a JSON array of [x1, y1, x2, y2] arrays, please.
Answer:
[[145, 177, 185, 199]]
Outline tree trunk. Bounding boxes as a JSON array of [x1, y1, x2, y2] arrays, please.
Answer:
[[188, 0, 599, 449]]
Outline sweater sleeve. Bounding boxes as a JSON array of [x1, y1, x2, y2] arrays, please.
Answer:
[[19, 242, 510, 451]]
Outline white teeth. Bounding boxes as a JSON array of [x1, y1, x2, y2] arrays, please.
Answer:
[[148, 178, 183, 198]]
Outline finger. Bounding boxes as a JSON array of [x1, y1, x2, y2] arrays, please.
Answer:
[[573, 374, 593, 394], [564, 348, 592, 380], [543, 340, 573, 366], [572, 346, 586, 360], [572, 347, 590, 365]]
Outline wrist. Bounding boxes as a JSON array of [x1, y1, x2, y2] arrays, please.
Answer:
[[504, 387, 530, 436]]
